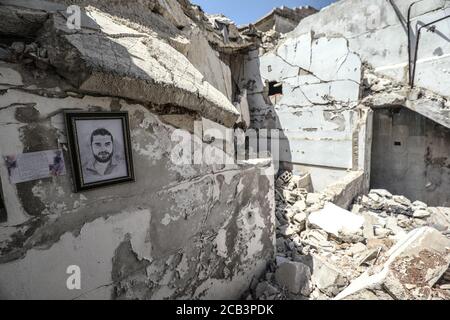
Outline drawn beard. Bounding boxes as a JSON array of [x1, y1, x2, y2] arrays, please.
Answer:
[[94, 151, 113, 163]]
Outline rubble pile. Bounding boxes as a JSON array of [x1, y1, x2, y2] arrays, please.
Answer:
[[244, 172, 450, 300]]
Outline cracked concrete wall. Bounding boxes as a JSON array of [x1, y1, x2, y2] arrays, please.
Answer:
[[238, 28, 369, 191], [371, 107, 450, 206], [240, 0, 449, 192], [291, 0, 450, 99], [0, 62, 275, 299]]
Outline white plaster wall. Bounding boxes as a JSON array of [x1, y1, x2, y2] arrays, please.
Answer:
[[291, 0, 450, 97], [241, 30, 363, 177]]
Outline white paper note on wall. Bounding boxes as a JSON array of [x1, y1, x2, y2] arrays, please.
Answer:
[[4, 149, 66, 184]]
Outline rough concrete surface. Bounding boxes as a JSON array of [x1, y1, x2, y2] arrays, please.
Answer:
[[1, 0, 450, 301]]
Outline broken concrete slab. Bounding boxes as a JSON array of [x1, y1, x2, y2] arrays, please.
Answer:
[[308, 202, 365, 242], [323, 170, 365, 209], [335, 227, 450, 300], [36, 12, 240, 127], [310, 254, 349, 297], [413, 209, 431, 219]]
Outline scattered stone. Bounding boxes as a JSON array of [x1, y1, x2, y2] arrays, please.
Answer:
[[292, 200, 307, 212], [370, 189, 393, 199], [268, 168, 449, 300], [291, 235, 302, 247], [412, 201, 428, 210], [305, 203, 324, 214], [335, 227, 450, 300], [276, 237, 286, 252], [357, 248, 380, 266], [255, 281, 279, 299], [362, 214, 376, 240], [347, 243, 367, 257], [413, 218, 428, 227], [393, 195, 412, 208], [427, 207, 450, 233], [275, 261, 312, 296], [11, 42, 25, 54], [384, 199, 411, 216], [276, 256, 290, 266], [351, 204, 364, 214], [279, 224, 299, 238], [306, 193, 322, 206], [368, 193, 381, 203], [282, 190, 299, 204], [385, 217, 405, 237], [374, 226, 391, 238], [344, 288, 394, 300], [293, 211, 307, 230], [366, 238, 394, 251], [413, 209, 431, 218]]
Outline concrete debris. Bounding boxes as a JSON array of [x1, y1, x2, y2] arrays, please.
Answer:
[[275, 261, 312, 296], [250, 177, 450, 300], [0, 0, 242, 127], [2, 0, 450, 302], [309, 254, 349, 297]]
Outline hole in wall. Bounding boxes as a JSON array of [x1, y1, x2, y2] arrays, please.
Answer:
[[268, 81, 283, 96], [394, 141, 402, 146]]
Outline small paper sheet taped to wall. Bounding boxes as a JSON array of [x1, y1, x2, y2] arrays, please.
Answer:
[[4, 149, 66, 184]]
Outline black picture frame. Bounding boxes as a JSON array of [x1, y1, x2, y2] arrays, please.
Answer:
[[64, 111, 135, 192]]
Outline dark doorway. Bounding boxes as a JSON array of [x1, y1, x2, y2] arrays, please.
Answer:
[[371, 107, 450, 206]]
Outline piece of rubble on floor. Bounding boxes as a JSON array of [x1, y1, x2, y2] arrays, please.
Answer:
[[245, 172, 450, 300]]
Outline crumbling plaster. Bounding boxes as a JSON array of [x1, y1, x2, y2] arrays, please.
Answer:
[[0, 68, 275, 298]]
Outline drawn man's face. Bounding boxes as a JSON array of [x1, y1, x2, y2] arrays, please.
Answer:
[[91, 134, 114, 163]]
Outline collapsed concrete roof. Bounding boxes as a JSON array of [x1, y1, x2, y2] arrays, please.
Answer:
[[0, 0, 245, 127]]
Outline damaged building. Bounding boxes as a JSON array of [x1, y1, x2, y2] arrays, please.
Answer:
[[0, 0, 449, 300]]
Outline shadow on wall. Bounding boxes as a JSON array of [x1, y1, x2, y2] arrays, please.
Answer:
[[231, 51, 293, 176]]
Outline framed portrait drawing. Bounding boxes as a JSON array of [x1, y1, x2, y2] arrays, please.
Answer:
[[64, 111, 135, 192]]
